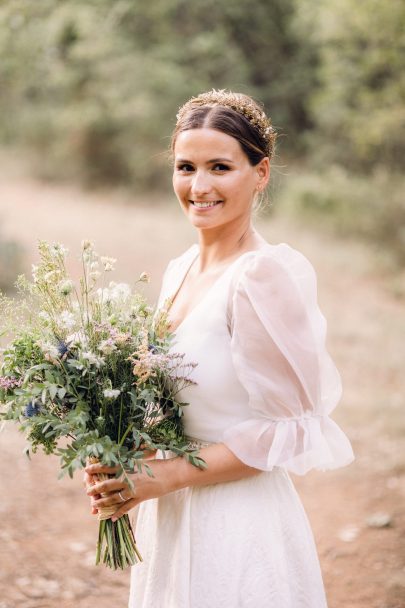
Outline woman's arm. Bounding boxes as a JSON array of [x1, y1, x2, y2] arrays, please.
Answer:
[[85, 443, 260, 521]]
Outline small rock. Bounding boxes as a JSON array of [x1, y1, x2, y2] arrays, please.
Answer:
[[84, 550, 97, 567], [16, 576, 60, 598], [61, 576, 90, 600], [366, 512, 392, 528], [68, 541, 88, 553], [337, 525, 360, 542]]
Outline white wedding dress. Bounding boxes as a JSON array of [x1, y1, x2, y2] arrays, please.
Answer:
[[128, 243, 354, 608]]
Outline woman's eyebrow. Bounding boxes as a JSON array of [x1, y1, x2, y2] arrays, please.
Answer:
[[208, 158, 234, 164], [174, 157, 234, 164]]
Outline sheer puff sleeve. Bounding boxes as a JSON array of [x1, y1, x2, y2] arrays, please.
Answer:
[[223, 244, 354, 475]]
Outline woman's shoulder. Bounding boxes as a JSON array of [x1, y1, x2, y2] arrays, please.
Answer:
[[234, 241, 316, 286]]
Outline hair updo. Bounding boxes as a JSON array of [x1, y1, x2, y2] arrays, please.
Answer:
[[171, 90, 276, 166]]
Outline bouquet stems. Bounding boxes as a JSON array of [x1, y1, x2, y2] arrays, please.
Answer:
[[96, 515, 142, 569], [90, 457, 143, 569]]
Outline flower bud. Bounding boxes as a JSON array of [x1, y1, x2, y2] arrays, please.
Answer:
[[139, 272, 150, 283]]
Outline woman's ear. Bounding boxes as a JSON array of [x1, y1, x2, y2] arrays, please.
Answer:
[[256, 157, 270, 191]]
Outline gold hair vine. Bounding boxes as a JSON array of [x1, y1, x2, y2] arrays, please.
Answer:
[[176, 89, 275, 156]]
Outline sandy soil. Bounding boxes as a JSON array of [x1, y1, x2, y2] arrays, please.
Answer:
[[0, 175, 404, 608]]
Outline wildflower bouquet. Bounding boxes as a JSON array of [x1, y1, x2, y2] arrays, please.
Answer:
[[0, 240, 204, 569]]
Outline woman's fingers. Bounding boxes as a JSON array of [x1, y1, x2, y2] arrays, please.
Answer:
[[92, 490, 130, 509], [111, 498, 139, 522], [85, 463, 119, 476], [82, 471, 102, 515], [87, 476, 129, 498], [83, 471, 97, 490]]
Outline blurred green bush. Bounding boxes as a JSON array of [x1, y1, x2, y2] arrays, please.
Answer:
[[277, 168, 405, 265], [0, 0, 403, 265], [0, 0, 314, 189]]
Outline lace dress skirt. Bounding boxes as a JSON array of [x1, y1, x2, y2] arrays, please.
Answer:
[[128, 464, 328, 608]]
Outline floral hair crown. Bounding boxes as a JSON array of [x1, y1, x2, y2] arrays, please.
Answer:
[[176, 89, 275, 157]]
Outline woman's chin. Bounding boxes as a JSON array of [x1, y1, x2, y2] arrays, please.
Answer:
[[185, 204, 225, 228]]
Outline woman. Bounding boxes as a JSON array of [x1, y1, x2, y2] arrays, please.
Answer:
[[85, 90, 354, 607]]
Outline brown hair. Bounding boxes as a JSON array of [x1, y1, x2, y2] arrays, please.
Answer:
[[171, 92, 276, 166]]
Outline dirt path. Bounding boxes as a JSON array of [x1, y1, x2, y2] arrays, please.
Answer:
[[0, 176, 404, 608]]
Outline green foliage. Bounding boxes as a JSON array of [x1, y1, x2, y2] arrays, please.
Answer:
[[278, 167, 405, 265], [1, 1, 403, 264], [0, 0, 314, 188], [0, 241, 202, 478], [296, 0, 405, 171]]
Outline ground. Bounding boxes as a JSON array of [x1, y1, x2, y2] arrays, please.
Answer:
[[0, 174, 404, 608]]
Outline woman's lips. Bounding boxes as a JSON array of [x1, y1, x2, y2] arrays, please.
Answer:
[[189, 200, 223, 209]]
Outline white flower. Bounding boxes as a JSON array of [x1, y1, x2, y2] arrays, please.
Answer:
[[58, 279, 74, 296], [98, 339, 117, 355], [82, 351, 105, 368], [96, 282, 131, 303], [81, 239, 93, 251], [103, 389, 121, 400], [67, 330, 88, 348], [139, 271, 150, 283], [100, 256, 117, 272], [31, 264, 39, 281], [110, 282, 131, 301], [50, 243, 69, 257], [59, 310, 76, 330], [38, 311, 50, 323], [38, 341, 59, 359], [89, 270, 102, 280]]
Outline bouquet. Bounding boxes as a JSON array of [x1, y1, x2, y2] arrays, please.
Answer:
[[0, 240, 205, 569]]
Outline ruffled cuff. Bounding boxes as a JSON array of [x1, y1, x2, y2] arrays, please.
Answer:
[[223, 414, 354, 475]]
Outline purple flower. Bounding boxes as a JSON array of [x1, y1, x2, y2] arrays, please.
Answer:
[[0, 376, 22, 391], [24, 401, 41, 417]]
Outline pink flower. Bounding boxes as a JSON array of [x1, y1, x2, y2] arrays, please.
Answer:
[[0, 376, 22, 390]]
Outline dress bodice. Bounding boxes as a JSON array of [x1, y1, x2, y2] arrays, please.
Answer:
[[159, 244, 255, 443], [157, 243, 354, 475]]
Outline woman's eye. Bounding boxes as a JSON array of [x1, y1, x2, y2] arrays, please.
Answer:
[[213, 163, 230, 171], [177, 164, 194, 172]]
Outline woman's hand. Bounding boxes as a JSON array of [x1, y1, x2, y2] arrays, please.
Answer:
[[83, 470, 101, 515], [84, 443, 260, 521], [84, 458, 175, 522]]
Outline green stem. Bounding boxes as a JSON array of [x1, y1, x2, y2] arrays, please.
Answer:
[[118, 395, 124, 444], [118, 422, 133, 447]]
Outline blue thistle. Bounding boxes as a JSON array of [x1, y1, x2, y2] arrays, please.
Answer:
[[24, 401, 40, 417], [57, 340, 69, 357]]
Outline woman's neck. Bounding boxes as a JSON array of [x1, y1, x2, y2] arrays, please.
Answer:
[[196, 220, 265, 272]]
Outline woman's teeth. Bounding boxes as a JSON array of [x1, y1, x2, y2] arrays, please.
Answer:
[[192, 201, 222, 208]]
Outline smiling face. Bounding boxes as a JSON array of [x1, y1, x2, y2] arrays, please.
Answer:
[[172, 128, 269, 232]]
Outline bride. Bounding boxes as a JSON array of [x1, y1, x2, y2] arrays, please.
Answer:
[[85, 89, 354, 607]]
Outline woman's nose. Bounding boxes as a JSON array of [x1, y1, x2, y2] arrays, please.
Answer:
[[190, 170, 212, 197]]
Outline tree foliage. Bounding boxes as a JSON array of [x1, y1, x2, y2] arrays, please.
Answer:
[[0, 0, 315, 188], [296, 0, 405, 171]]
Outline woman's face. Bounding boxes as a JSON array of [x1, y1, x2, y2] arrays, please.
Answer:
[[172, 128, 269, 232]]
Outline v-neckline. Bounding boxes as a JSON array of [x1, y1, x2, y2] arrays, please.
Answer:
[[166, 244, 265, 334]]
